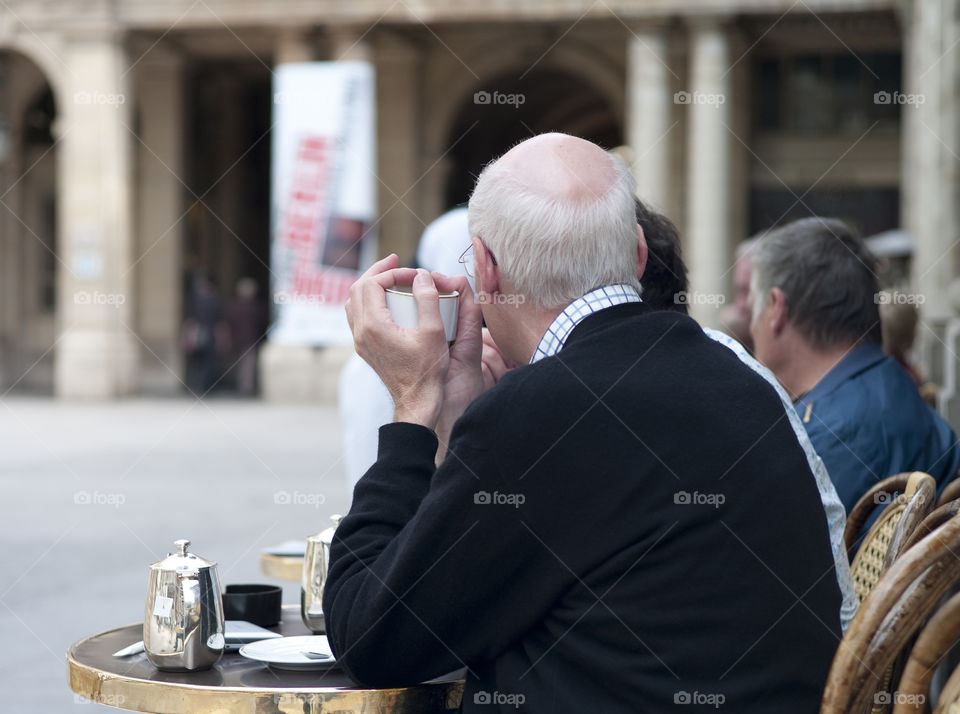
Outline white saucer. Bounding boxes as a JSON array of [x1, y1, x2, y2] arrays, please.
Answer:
[[239, 635, 340, 671]]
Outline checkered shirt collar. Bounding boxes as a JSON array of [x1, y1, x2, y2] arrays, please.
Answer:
[[530, 284, 642, 364]]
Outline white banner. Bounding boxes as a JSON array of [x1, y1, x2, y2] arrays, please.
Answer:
[[269, 62, 377, 345]]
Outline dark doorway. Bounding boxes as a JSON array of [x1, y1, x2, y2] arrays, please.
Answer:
[[182, 60, 272, 394], [444, 68, 622, 209]]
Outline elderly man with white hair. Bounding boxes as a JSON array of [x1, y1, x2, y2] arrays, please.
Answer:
[[324, 134, 841, 713]]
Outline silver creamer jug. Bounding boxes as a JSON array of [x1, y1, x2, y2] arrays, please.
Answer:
[[144, 539, 225, 672], [301, 514, 342, 633]]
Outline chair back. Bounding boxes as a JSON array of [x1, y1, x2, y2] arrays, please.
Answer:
[[845, 473, 913, 559], [849, 472, 937, 604], [821, 514, 960, 714], [900, 500, 960, 555], [892, 589, 960, 713], [932, 660, 960, 713], [936, 477, 960, 508]]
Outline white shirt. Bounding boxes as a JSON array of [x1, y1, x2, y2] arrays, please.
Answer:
[[704, 327, 857, 631], [530, 284, 642, 363]]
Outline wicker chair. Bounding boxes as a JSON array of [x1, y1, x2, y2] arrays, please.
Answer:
[[936, 477, 960, 508], [820, 514, 960, 714], [848, 472, 937, 604], [933, 662, 960, 713], [892, 589, 960, 713], [845, 473, 915, 558], [899, 500, 960, 555]]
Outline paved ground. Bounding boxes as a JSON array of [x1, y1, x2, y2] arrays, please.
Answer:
[[0, 397, 354, 713]]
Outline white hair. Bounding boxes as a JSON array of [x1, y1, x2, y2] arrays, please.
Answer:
[[467, 148, 641, 310]]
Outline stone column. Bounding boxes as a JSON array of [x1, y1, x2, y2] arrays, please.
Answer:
[[275, 28, 315, 65], [905, 0, 960, 427], [372, 33, 420, 260], [55, 32, 138, 398], [905, 0, 957, 326], [134, 49, 184, 392], [684, 17, 732, 328], [626, 23, 674, 215]]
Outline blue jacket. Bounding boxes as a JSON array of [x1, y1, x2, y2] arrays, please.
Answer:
[[795, 343, 960, 512]]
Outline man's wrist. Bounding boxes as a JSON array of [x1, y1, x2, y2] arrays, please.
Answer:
[[393, 399, 442, 429]]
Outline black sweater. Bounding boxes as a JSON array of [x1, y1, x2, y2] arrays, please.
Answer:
[[324, 304, 842, 713]]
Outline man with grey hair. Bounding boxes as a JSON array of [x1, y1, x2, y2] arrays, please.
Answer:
[[325, 134, 841, 712], [749, 217, 960, 512], [718, 237, 758, 351]]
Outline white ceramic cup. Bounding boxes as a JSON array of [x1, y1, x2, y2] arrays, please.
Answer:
[[385, 287, 459, 342]]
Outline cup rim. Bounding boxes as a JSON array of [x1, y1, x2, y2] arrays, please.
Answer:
[[385, 286, 459, 298]]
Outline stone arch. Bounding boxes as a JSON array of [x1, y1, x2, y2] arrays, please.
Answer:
[[421, 34, 624, 215], [0, 34, 67, 106]]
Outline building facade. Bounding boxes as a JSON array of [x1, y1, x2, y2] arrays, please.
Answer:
[[0, 1, 957, 413]]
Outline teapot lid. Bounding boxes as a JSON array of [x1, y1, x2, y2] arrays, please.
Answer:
[[318, 514, 343, 545], [150, 539, 217, 573]]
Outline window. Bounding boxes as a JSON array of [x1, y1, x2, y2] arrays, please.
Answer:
[[753, 52, 902, 134]]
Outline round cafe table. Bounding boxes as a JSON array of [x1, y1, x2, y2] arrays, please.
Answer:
[[67, 605, 464, 714]]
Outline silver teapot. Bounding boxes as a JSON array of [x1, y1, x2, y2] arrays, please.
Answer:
[[301, 514, 342, 633], [144, 539, 225, 672]]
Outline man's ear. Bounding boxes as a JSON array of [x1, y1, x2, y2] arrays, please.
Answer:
[[636, 224, 649, 281], [473, 236, 499, 296], [768, 286, 789, 336]]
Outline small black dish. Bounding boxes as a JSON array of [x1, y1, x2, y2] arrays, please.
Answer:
[[222, 584, 283, 627]]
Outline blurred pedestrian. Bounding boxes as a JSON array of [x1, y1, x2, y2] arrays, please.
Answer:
[[227, 277, 268, 396], [183, 273, 227, 394], [718, 237, 757, 352], [880, 295, 939, 407]]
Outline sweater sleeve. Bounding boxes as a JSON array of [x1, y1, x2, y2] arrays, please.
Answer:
[[322, 401, 575, 687]]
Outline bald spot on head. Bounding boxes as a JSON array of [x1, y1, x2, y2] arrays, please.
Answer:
[[496, 133, 617, 203]]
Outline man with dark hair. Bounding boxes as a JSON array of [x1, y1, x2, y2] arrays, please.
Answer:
[[633, 203, 856, 628], [634, 198, 688, 313], [749, 217, 960, 511]]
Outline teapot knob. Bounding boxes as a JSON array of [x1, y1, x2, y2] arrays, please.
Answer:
[[174, 539, 190, 556], [330, 514, 342, 527]]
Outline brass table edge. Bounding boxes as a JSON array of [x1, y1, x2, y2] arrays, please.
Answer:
[[259, 552, 304, 582], [67, 622, 465, 713]]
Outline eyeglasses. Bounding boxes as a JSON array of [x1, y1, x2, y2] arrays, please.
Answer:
[[458, 242, 497, 279]]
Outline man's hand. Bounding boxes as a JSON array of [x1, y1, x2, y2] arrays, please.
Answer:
[[480, 327, 517, 390], [345, 256, 449, 429]]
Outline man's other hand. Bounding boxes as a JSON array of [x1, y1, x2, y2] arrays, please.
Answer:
[[481, 327, 516, 390]]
